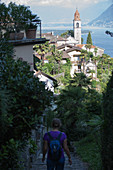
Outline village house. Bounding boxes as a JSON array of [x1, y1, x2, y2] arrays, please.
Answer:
[[7, 20, 47, 71], [42, 32, 77, 46], [57, 44, 75, 51], [85, 60, 97, 79], [76, 44, 104, 56], [34, 47, 70, 66], [61, 51, 71, 64], [42, 32, 67, 46], [34, 71, 57, 92], [2, 17, 58, 92], [56, 42, 97, 78]]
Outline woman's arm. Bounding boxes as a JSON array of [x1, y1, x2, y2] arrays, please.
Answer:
[[42, 140, 48, 162], [63, 139, 72, 165]]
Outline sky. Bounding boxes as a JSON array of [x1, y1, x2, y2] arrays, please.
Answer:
[[1, 0, 113, 29]]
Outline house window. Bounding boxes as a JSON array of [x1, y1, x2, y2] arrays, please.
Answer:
[[78, 65, 81, 72]]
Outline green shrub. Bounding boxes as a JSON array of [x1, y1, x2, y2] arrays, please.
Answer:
[[101, 72, 113, 169], [75, 135, 102, 170], [0, 39, 53, 169]]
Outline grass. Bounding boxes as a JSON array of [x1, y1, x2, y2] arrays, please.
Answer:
[[74, 134, 102, 170]]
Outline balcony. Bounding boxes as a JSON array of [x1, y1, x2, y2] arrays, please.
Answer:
[[0, 19, 46, 45]]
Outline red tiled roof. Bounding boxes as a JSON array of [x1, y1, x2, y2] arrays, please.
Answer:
[[74, 9, 81, 21], [76, 44, 96, 49]]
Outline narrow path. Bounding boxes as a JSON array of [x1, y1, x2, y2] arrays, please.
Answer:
[[31, 152, 89, 170]]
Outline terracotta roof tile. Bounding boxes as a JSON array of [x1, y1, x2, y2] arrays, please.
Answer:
[[76, 44, 96, 49]]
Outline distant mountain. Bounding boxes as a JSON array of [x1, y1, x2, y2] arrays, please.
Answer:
[[88, 4, 113, 28]]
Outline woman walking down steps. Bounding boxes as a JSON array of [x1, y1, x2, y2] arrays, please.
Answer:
[[30, 118, 89, 170], [42, 118, 72, 170]]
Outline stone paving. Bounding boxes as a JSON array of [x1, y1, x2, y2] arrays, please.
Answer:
[[30, 152, 89, 170]]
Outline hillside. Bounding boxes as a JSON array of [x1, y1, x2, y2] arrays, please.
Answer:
[[88, 4, 113, 28]]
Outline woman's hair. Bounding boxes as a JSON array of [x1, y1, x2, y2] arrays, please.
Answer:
[[52, 118, 61, 129]]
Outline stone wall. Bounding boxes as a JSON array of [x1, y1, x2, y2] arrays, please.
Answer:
[[21, 124, 46, 170]]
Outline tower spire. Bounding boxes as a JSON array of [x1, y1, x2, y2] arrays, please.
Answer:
[[74, 9, 81, 21]]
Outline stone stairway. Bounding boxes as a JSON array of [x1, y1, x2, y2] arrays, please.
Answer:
[[30, 152, 89, 170]]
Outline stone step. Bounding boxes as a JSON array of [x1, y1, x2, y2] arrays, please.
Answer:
[[30, 152, 89, 170]]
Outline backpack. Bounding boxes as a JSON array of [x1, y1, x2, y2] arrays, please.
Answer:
[[48, 132, 62, 161]]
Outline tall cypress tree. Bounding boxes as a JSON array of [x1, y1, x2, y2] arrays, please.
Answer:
[[86, 32, 93, 45], [101, 72, 113, 169]]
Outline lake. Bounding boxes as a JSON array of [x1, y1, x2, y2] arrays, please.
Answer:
[[42, 27, 113, 58], [82, 27, 113, 58]]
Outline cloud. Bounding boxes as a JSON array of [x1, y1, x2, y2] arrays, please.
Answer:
[[1, 0, 31, 5], [1, 0, 110, 8], [30, 0, 109, 8]]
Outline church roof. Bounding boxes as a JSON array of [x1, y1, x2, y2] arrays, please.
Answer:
[[66, 47, 82, 53], [74, 9, 81, 21], [57, 44, 73, 50]]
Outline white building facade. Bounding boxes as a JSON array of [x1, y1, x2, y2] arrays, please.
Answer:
[[34, 71, 57, 92]]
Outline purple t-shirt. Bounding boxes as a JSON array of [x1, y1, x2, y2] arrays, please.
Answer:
[[43, 131, 67, 159]]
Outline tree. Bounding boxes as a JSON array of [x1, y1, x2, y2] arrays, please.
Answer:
[[89, 69, 95, 79], [60, 30, 69, 38], [60, 30, 74, 38], [34, 41, 50, 66], [52, 47, 62, 73], [101, 72, 113, 169], [46, 45, 63, 74], [81, 37, 83, 44], [56, 76, 101, 141], [97, 54, 113, 92], [68, 30, 74, 37], [69, 72, 91, 88], [86, 32, 93, 45], [105, 30, 113, 37], [0, 2, 38, 34], [94, 47, 98, 56], [56, 86, 86, 141], [85, 44, 92, 52], [0, 38, 53, 169], [0, 3, 10, 33]]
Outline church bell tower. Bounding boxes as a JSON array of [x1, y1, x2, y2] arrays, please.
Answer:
[[73, 9, 81, 44]]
